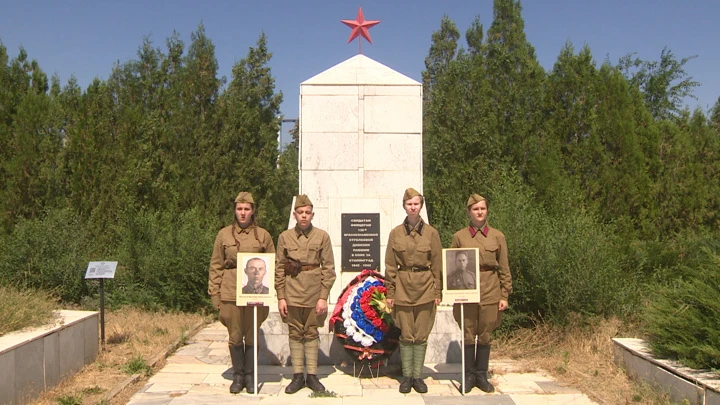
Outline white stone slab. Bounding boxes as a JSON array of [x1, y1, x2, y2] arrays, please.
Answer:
[[59, 319, 85, 378], [510, 394, 598, 404], [613, 338, 712, 405], [15, 338, 44, 403], [44, 331, 60, 388], [300, 85, 359, 96], [300, 170, 359, 209], [301, 95, 358, 133], [364, 95, 422, 134], [362, 171, 427, 224], [300, 132, 359, 170], [363, 85, 422, 97], [364, 133, 422, 171], [83, 316, 99, 364], [302, 55, 419, 86], [0, 351, 14, 405]]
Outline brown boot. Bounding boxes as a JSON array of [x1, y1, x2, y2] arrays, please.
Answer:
[[244, 345, 256, 393], [305, 374, 326, 392], [475, 343, 495, 393], [398, 377, 413, 393], [412, 378, 428, 393], [228, 345, 245, 394], [285, 373, 305, 394], [462, 344, 476, 393]]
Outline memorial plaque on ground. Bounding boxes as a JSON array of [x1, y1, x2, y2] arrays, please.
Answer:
[[341, 213, 380, 271]]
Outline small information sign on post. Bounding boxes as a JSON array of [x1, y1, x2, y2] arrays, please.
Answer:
[[85, 261, 118, 347]]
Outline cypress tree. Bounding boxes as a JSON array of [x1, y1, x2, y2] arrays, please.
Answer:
[[211, 33, 282, 228]]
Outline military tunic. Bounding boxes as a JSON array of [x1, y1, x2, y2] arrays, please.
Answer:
[[450, 224, 512, 344], [276, 225, 336, 341], [385, 218, 442, 343], [447, 268, 477, 290], [208, 223, 275, 346]]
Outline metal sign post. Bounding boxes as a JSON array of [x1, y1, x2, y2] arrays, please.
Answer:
[[100, 278, 105, 344], [84, 261, 118, 347]]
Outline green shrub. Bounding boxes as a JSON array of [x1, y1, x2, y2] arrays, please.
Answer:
[[644, 246, 720, 369], [103, 207, 216, 312], [450, 169, 636, 325], [0, 206, 217, 312], [0, 208, 93, 303]]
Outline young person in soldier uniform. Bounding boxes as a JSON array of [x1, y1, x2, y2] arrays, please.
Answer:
[[451, 194, 512, 393], [208, 192, 275, 394], [384, 188, 443, 394], [275, 195, 336, 394]]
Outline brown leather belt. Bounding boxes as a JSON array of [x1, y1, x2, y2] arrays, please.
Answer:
[[300, 264, 319, 271], [480, 266, 498, 272], [398, 266, 430, 272]]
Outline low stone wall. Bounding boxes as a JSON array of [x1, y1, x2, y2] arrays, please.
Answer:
[[254, 305, 462, 366], [0, 310, 99, 405], [613, 338, 720, 405]]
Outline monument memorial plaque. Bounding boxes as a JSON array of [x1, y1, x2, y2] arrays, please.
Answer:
[[341, 213, 380, 271]]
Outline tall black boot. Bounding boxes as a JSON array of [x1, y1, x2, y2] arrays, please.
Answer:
[[244, 345, 256, 393], [229, 345, 245, 394], [475, 343, 495, 393], [462, 345, 476, 393]]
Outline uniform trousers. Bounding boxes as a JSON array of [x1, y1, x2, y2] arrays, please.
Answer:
[[285, 306, 327, 341], [453, 303, 501, 344], [219, 302, 269, 346], [393, 301, 436, 344]]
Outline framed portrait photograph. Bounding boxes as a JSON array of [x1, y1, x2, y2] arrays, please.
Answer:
[[236, 252, 275, 306], [442, 248, 480, 304]]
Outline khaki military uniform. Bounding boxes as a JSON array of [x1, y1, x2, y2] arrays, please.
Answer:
[[447, 268, 476, 290], [385, 218, 442, 343], [275, 225, 336, 341], [209, 224, 275, 346], [451, 225, 512, 344]]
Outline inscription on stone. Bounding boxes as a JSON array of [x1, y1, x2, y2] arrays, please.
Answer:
[[341, 213, 380, 271]]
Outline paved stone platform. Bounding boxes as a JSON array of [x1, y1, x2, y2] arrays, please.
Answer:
[[126, 322, 598, 405]]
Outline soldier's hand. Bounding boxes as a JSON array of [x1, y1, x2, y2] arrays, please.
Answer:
[[498, 299, 508, 311], [386, 298, 394, 309], [315, 298, 328, 315], [278, 299, 288, 317], [434, 298, 441, 306], [211, 294, 221, 310]]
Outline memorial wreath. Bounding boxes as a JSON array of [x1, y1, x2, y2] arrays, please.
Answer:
[[329, 269, 401, 366]]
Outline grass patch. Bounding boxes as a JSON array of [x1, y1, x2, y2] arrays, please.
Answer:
[[495, 316, 673, 404], [309, 390, 338, 398], [81, 385, 105, 395], [122, 355, 150, 375], [0, 286, 58, 336], [56, 394, 82, 405]]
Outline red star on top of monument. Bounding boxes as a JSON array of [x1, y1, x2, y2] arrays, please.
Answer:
[[341, 7, 380, 45]]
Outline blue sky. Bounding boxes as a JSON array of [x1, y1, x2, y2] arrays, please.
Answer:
[[2, 0, 718, 142]]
